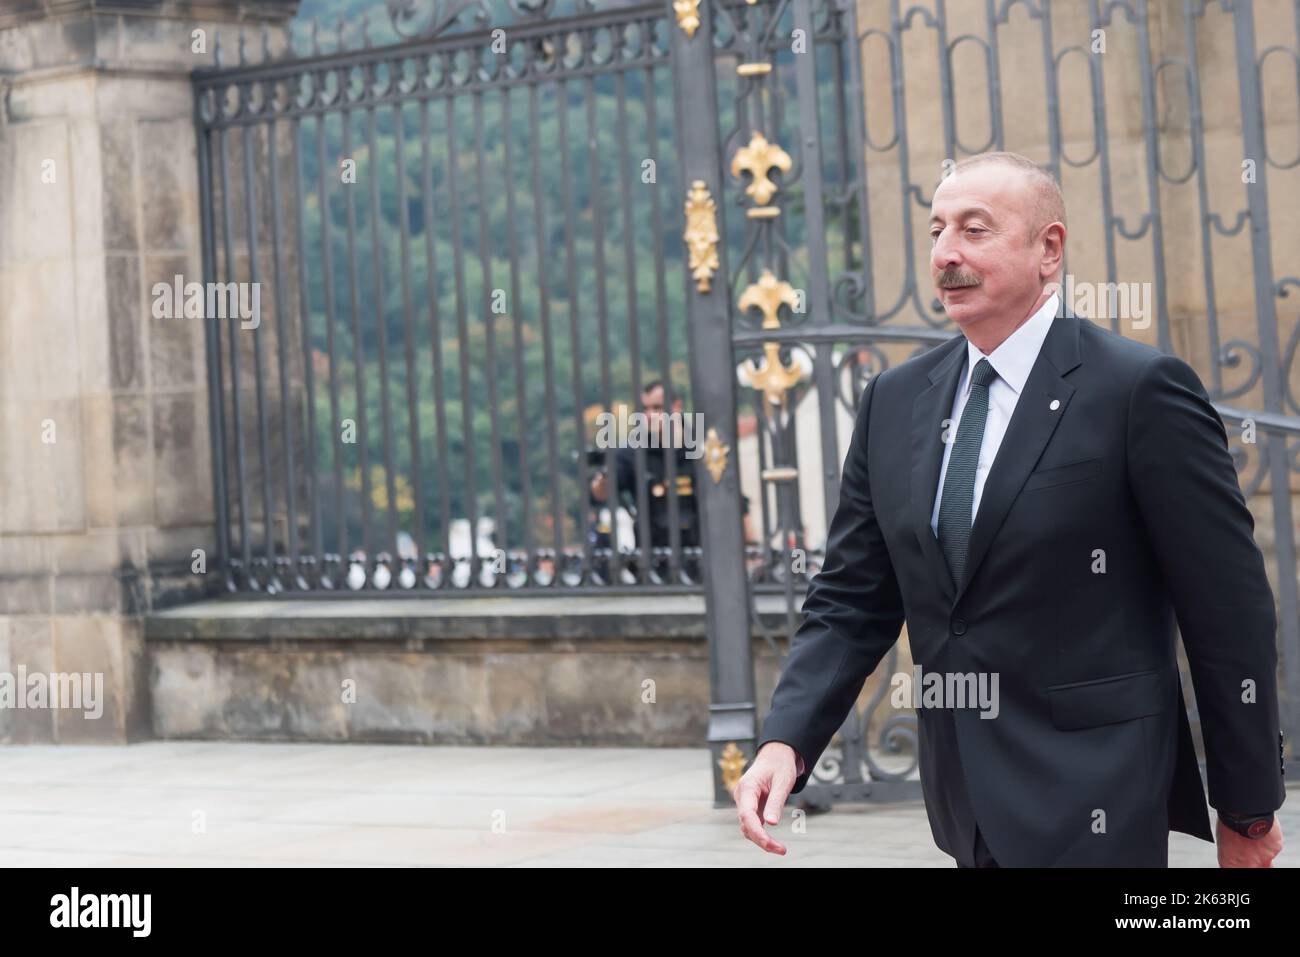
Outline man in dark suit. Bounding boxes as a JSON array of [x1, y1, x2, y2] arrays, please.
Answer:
[[589, 381, 703, 558], [735, 152, 1286, 867]]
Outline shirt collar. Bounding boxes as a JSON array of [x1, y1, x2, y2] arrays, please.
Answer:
[[962, 292, 1059, 398]]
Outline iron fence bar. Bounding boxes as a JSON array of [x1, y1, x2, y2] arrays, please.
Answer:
[[526, 81, 565, 578], [933, 0, 956, 163], [292, 117, 324, 579], [1037, 0, 1062, 182], [615, 67, 652, 583], [755, 395, 775, 570], [1184, 0, 1225, 397], [886, 0, 927, 326], [1231, 0, 1300, 758], [829, 16, 851, 282], [1214, 405, 1300, 436], [1087, 0, 1121, 334], [241, 118, 277, 586], [445, 94, 481, 582], [1132, 0, 1173, 355], [472, 88, 508, 584], [267, 113, 301, 577], [340, 107, 373, 561], [557, 77, 594, 585], [216, 125, 252, 579], [500, 85, 536, 584], [394, 99, 425, 575], [419, 94, 454, 574], [792, 0, 842, 525], [838, 0, 875, 321], [645, 58, 684, 584], [364, 89, 398, 561], [195, 123, 232, 582], [982, 0, 1005, 150], [585, 67, 623, 585], [670, 0, 755, 805], [314, 111, 346, 566]]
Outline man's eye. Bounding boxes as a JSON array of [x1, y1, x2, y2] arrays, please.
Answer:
[[966, 227, 985, 236]]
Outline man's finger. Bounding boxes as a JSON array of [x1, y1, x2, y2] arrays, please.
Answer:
[[738, 805, 770, 848], [733, 777, 757, 814], [735, 779, 787, 854], [762, 775, 793, 825], [739, 810, 786, 854]]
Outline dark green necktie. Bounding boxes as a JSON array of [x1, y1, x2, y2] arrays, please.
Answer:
[[937, 358, 998, 586]]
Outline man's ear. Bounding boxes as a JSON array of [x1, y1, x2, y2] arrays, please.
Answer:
[[1039, 222, 1065, 280]]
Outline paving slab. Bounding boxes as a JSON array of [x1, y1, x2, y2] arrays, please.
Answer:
[[0, 742, 1292, 867]]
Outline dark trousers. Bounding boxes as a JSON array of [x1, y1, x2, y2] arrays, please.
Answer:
[[956, 825, 1000, 868]]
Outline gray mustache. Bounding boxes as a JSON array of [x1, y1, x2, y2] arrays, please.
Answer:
[[938, 269, 981, 289]]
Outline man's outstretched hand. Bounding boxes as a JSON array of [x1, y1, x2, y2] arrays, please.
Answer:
[[734, 742, 798, 855], [1217, 816, 1283, 867]]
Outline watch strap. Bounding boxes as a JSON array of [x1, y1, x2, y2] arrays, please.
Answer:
[[1218, 810, 1275, 839]]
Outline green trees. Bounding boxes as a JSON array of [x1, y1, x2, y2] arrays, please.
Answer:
[[290, 1, 692, 555]]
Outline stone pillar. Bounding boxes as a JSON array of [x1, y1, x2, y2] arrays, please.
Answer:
[[0, 0, 299, 743]]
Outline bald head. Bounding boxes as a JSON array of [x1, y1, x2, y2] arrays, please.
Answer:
[[949, 152, 1067, 246]]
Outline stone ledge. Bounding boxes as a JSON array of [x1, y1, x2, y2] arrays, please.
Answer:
[[144, 594, 798, 642], [141, 594, 805, 745], [0, 2, 299, 78], [0, 1, 300, 30]]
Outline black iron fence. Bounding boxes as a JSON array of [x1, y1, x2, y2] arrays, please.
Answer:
[[194, 0, 715, 595]]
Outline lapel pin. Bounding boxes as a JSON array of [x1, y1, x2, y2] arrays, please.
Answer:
[[1049, 399, 1061, 411]]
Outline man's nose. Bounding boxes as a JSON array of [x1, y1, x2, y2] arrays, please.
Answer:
[[930, 237, 961, 278], [931, 229, 961, 271]]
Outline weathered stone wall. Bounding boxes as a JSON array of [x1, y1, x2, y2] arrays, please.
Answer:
[[143, 597, 915, 748], [0, 0, 299, 743]]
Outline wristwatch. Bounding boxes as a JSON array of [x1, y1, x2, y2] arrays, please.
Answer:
[[1218, 810, 1275, 839]]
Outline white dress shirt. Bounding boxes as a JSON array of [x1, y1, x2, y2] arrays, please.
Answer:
[[929, 293, 1059, 537]]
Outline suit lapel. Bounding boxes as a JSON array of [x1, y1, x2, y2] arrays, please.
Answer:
[[911, 339, 967, 602], [953, 302, 1082, 603]]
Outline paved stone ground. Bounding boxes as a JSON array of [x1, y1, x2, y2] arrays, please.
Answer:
[[0, 742, 1293, 867]]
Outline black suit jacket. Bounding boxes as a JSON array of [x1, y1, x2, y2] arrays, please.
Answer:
[[756, 303, 1286, 866]]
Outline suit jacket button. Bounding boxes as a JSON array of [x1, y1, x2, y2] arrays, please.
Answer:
[[951, 618, 967, 636]]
